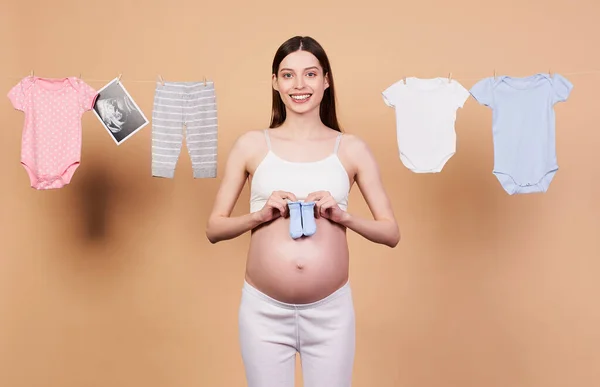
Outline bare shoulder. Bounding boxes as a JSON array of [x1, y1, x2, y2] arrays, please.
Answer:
[[232, 129, 266, 152], [227, 129, 267, 160], [227, 129, 270, 175], [339, 132, 373, 158], [336, 132, 377, 180]]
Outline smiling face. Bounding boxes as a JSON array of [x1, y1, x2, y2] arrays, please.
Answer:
[[272, 50, 330, 115]]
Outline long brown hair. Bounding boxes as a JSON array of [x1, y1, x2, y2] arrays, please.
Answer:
[[269, 36, 342, 132]]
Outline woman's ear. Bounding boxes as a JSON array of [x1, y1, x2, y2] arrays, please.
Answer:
[[272, 73, 279, 92], [324, 72, 330, 90]]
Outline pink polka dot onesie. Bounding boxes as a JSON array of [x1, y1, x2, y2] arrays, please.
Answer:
[[7, 76, 98, 189]]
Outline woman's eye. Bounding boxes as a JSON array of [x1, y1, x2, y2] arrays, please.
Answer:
[[307, 72, 316, 77]]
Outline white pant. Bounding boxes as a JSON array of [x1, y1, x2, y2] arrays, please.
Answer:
[[238, 280, 355, 387]]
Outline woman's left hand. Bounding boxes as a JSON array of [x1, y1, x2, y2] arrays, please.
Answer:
[[305, 191, 349, 224]]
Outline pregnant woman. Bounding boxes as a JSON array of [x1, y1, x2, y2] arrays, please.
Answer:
[[206, 35, 400, 387]]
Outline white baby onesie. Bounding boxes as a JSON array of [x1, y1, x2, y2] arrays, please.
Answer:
[[382, 77, 470, 173]]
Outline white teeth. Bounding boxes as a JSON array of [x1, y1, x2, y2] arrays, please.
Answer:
[[291, 94, 311, 100]]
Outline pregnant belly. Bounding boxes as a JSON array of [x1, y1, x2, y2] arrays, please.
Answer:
[[245, 216, 350, 304]]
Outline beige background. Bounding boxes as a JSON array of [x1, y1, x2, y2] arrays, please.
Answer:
[[1, 1, 599, 386]]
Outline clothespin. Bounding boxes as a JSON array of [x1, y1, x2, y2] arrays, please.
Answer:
[[30, 70, 34, 77], [158, 75, 165, 86], [448, 72, 453, 82], [493, 69, 496, 80], [79, 72, 82, 79], [402, 76, 406, 85], [117, 73, 123, 84], [203, 76, 207, 86], [549, 68, 552, 78]]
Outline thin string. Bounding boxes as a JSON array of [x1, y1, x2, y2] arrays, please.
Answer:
[[3, 70, 600, 83], [2, 75, 161, 83], [455, 70, 600, 81], [80, 78, 158, 83]]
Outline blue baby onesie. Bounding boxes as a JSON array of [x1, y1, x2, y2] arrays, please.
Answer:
[[470, 73, 573, 194]]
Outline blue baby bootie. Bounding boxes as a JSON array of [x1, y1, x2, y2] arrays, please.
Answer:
[[301, 201, 317, 237], [287, 201, 303, 239]]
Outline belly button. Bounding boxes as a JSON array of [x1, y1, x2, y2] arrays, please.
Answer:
[[296, 263, 303, 270]]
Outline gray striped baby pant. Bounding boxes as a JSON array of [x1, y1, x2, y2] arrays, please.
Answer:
[[151, 81, 218, 178]]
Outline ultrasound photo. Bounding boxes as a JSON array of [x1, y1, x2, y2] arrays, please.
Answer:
[[92, 77, 149, 145]]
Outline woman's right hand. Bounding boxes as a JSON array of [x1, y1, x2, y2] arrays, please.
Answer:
[[254, 191, 297, 223]]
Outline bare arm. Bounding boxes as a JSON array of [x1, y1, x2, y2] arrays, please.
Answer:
[[205, 133, 263, 244], [338, 135, 400, 247]]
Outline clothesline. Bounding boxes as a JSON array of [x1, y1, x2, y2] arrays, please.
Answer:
[[455, 70, 600, 80], [3, 70, 600, 84]]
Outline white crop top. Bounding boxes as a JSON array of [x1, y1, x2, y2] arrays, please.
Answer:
[[249, 129, 350, 213]]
